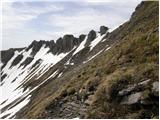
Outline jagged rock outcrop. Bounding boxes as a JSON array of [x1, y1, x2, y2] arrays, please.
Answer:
[[85, 30, 96, 46], [25, 34, 86, 56], [20, 57, 34, 68], [78, 34, 86, 43], [100, 26, 109, 35], [1, 48, 25, 69], [56, 35, 78, 53], [10, 54, 23, 68]]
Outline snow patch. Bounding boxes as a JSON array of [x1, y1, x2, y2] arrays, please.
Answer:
[[90, 33, 106, 51], [65, 58, 74, 66], [0, 43, 78, 118], [105, 47, 111, 51], [73, 36, 87, 55], [83, 50, 104, 64], [0, 45, 71, 118], [47, 70, 59, 80], [57, 72, 63, 78], [0, 95, 31, 119]]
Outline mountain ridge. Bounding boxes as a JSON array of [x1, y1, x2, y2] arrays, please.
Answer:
[[0, 1, 159, 119]]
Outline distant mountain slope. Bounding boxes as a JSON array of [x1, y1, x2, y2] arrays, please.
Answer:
[[0, 23, 111, 118], [0, 1, 159, 119]]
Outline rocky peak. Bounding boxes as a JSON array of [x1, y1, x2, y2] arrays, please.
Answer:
[[87, 30, 96, 41], [79, 34, 86, 42], [61, 35, 75, 52], [62, 34, 76, 51], [4, 25, 109, 61], [73, 34, 86, 46], [26, 40, 50, 56], [55, 35, 76, 54], [100, 26, 109, 35], [63, 34, 75, 40], [1, 48, 25, 69], [85, 30, 96, 46], [25, 33, 86, 56]]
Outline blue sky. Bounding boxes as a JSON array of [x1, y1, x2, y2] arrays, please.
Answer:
[[1, 0, 141, 50]]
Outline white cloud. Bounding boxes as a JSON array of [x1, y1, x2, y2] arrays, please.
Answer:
[[48, 7, 130, 38], [2, 2, 64, 31], [1, 1, 141, 50], [2, 2, 64, 49]]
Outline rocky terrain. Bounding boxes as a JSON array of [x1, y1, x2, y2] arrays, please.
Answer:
[[0, 1, 159, 119]]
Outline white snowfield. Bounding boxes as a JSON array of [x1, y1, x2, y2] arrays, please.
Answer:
[[0, 45, 71, 118], [0, 31, 109, 118], [73, 32, 107, 56], [73, 36, 88, 55], [90, 33, 106, 51]]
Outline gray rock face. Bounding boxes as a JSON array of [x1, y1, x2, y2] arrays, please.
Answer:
[[56, 34, 85, 54], [119, 80, 159, 106], [1, 48, 24, 69], [118, 79, 158, 106], [152, 81, 159, 97], [118, 84, 137, 96], [100, 26, 109, 35], [20, 57, 34, 68], [88, 30, 96, 41], [118, 79, 151, 96], [78, 34, 86, 44], [10, 54, 23, 68], [121, 92, 142, 105], [62, 35, 77, 52], [26, 34, 86, 56], [26, 40, 48, 56]]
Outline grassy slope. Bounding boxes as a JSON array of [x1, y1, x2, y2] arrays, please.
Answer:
[[16, 1, 159, 119], [60, 1, 159, 118], [85, 1, 159, 118]]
